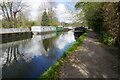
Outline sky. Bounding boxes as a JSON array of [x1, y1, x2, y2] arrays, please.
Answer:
[[54, 2, 78, 23], [24, 0, 79, 23]]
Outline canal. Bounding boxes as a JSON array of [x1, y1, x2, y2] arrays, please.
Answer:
[[1, 31, 78, 79]]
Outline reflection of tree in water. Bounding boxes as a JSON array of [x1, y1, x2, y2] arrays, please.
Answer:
[[42, 34, 60, 52], [21, 39, 31, 48], [56, 32, 62, 36], [42, 38, 52, 52], [42, 37, 58, 61], [4, 43, 19, 66], [3, 39, 30, 66], [62, 32, 67, 35]]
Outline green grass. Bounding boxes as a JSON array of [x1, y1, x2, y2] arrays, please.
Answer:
[[39, 32, 88, 79]]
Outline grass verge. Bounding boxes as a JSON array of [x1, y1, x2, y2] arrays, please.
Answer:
[[39, 32, 88, 79]]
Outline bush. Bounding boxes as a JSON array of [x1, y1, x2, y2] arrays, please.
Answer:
[[100, 31, 113, 46]]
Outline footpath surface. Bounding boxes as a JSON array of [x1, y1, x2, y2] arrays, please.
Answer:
[[59, 31, 119, 78]]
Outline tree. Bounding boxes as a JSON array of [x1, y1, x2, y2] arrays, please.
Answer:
[[0, 0, 26, 28], [75, 2, 120, 47], [48, 8, 59, 26], [17, 13, 28, 27], [0, 19, 2, 27], [41, 10, 50, 26]]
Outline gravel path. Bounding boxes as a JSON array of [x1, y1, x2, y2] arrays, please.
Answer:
[[59, 31, 119, 78]]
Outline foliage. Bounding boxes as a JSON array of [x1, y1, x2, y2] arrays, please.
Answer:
[[50, 20, 59, 26], [75, 2, 101, 27], [1, 2, 59, 28], [40, 61, 61, 79], [39, 32, 88, 79], [100, 31, 113, 46], [48, 8, 59, 26], [75, 2, 120, 47], [62, 32, 87, 58], [1, 19, 9, 28], [26, 21, 37, 27], [17, 13, 30, 28], [60, 22, 71, 26], [101, 2, 120, 47], [41, 11, 50, 26], [0, 0, 26, 28], [0, 0, 35, 28], [0, 20, 2, 27]]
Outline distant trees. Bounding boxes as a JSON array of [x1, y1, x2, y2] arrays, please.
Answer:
[[41, 10, 50, 26], [75, 2, 102, 28], [48, 8, 59, 26], [0, 1, 59, 27], [41, 8, 59, 26], [0, 19, 2, 27], [17, 13, 37, 27], [17, 13, 28, 27]]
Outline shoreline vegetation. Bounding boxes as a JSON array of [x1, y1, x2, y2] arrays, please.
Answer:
[[39, 31, 88, 79]]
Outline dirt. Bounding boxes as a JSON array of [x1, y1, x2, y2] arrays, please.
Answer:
[[59, 31, 120, 78]]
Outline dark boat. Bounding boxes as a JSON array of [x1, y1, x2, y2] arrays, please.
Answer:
[[74, 27, 86, 34]]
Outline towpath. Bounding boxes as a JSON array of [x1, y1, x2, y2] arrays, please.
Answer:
[[59, 31, 119, 78]]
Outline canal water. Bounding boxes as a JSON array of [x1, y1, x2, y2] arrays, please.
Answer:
[[0, 31, 77, 79]]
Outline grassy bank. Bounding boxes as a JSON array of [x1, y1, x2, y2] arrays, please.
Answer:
[[39, 32, 88, 79]]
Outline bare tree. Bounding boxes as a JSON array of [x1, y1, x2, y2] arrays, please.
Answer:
[[0, 0, 26, 28]]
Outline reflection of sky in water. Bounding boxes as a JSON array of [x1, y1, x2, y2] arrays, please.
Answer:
[[1, 31, 76, 78], [56, 31, 75, 49], [21, 33, 56, 62], [23, 38, 45, 62]]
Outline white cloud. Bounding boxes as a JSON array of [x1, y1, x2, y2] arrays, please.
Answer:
[[55, 3, 78, 23], [0, 9, 3, 20], [55, 4, 70, 22], [24, 0, 51, 20], [0, 15, 3, 20], [56, 4, 66, 13]]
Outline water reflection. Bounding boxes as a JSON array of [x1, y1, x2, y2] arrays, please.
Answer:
[[1, 34, 32, 43], [1, 31, 76, 78], [1, 39, 31, 66], [56, 31, 75, 50]]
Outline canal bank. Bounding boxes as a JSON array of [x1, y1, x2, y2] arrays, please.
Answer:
[[0, 28, 33, 43], [1, 32, 33, 43], [40, 31, 88, 79]]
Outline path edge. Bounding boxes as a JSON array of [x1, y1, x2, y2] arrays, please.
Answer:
[[39, 31, 89, 79]]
